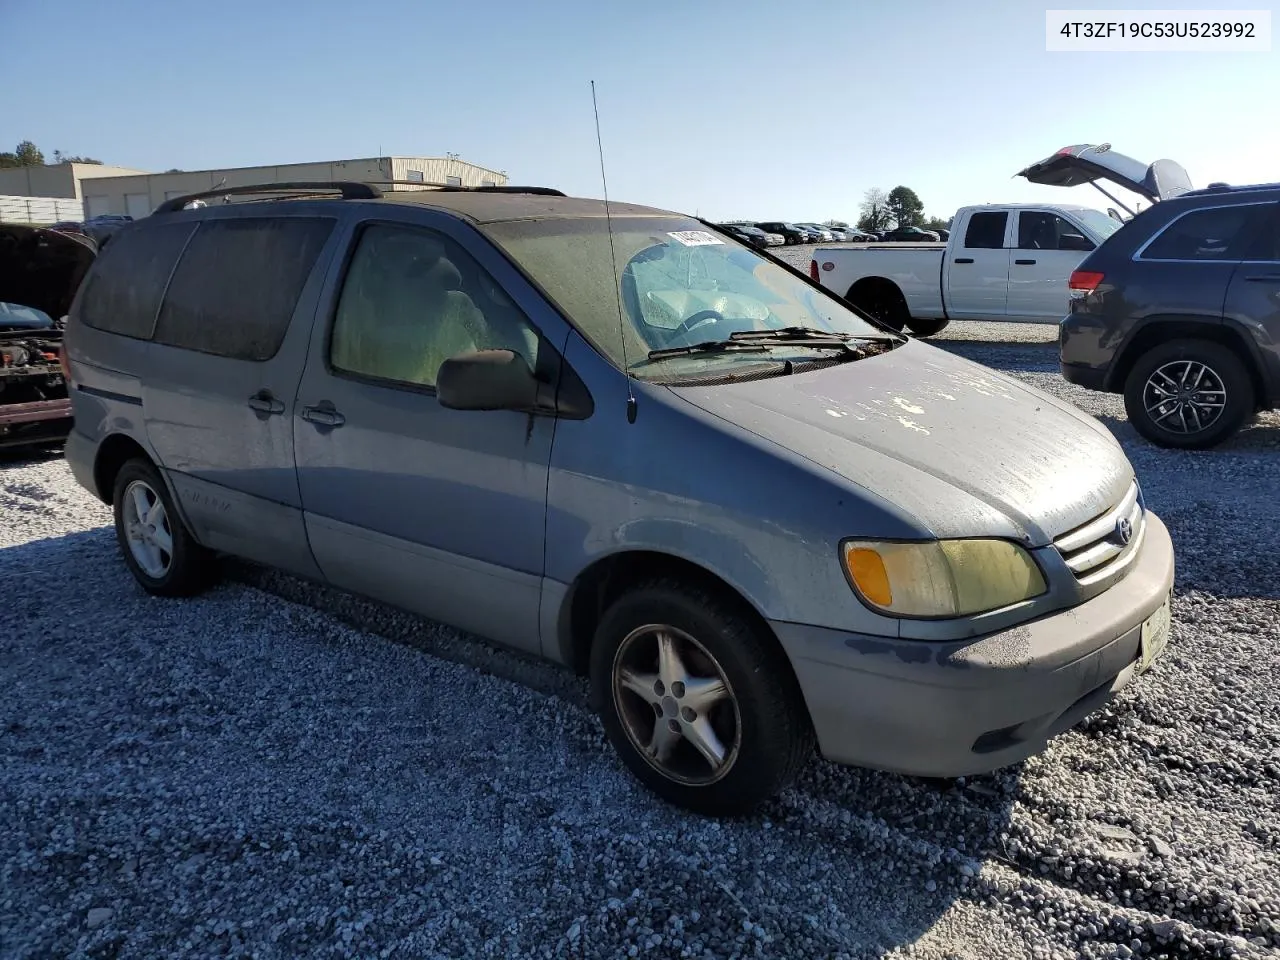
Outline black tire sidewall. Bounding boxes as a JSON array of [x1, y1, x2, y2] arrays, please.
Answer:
[[589, 582, 811, 816], [905, 317, 949, 337], [112, 459, 210, 596], [1123, 340, 1254, 449]]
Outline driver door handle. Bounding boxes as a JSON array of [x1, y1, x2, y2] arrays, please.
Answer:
[[247, 390, 285, 415], [954, 257, 974, 264], [302, 402, 345, 428], [1014, 259, 1037, 265]]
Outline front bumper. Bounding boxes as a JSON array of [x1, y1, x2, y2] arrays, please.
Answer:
[[773, 511, 1176, 778]]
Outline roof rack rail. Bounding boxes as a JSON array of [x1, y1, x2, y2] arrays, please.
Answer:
[[366, 180, 566, 197], [153, 181, 383, 214]]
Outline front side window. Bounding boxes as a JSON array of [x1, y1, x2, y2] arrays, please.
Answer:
[[329, 223, 541, 390], [484, 216, 886, 382], [1140, 205, 1257, 261], [1016, 212, 1094, 251]]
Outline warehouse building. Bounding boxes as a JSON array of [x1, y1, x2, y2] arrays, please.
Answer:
[[0, 156, 508, 220]]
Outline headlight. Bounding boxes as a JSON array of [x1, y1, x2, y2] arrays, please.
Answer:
[[841, 539, 1047, 618]]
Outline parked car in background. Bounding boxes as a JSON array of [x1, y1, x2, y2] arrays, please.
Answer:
[[797, 223, 835, 242], [881, 226, 941, 242], [83, 214, 135, 247], [755, 221, 807, 244], [0, 224, 96, 448], [48, 221, 92, 240], [60, 179, 1175, 816], [934, 228, 950, 241], [809, 203, 1122, 336], [718, 223, 772, 250], [1060, 181, 1280, 449]]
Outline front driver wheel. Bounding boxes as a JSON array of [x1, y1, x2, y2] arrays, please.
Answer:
[[1122, 339, 1254, 449], [590, 578, 814, 816]]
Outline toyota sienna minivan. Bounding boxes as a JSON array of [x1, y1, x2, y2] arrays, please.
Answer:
[[61, 182, 1175, 815]]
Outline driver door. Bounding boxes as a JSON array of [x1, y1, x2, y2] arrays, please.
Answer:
[[292, 212, 575, 657], [1006, 210, 1096, 322]]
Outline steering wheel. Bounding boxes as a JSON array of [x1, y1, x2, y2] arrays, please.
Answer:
[[668, 309, 725, 344]]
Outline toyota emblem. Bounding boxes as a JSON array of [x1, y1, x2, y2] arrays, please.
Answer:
[[1115, 517, 1133, 545]]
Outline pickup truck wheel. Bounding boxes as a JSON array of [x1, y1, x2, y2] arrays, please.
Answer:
[[112, 458, 216, 597], [590, 579, 813, 816], [1122, 339, 1254, 450], [905, 317, 950, 337], [846, 280, 907, 332]]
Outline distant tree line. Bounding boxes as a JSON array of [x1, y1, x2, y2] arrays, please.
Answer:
[[0, 141, 103, 168]]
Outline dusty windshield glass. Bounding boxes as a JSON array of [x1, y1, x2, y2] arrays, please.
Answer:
[[484, 215, 885, 381]]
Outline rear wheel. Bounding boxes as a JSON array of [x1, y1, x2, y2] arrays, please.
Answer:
[[846, 280, 908, 332], [112, 458, 216, 596], [589, 579, 814, 816], [905, 316, 950, 338], [1122, 338, 1254, 449]]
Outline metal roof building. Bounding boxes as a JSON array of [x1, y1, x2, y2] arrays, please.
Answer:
[[0, 156, 508, 220]]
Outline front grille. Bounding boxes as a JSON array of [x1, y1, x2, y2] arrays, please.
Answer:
[[1053, 481, 1145, 584]]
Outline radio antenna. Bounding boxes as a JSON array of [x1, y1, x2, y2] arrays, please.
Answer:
[[591, 80, 637, 424]]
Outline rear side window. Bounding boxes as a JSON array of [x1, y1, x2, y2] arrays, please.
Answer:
[[1140, 205, 1256, 261], [964, 212, 1007, 249], [153, 217, 334, 361], [77, 221, 197, 338], [1243, 207, 1280, 261]]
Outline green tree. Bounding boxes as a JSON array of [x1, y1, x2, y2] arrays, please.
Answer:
[[923, 215, 952, 233], [52, 150, 103, 164], [857, 188, 892, 234], [0, 141, 47, 167], [886, 186, 925, 228]]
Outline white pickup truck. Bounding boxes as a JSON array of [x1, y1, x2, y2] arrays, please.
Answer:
[[808, 143, 1195, 336]]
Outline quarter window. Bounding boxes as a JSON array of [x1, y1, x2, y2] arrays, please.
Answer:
[[328, 223, 541, 390], [964, 212, 1007, 249], [153, 217, 335, 361], [77, 220, 197, 338], [1140, 206, 1257, 261]]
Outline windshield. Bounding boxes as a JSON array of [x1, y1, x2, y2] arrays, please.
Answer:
[[1072, 208, 1125, 241], [485, 215, 886, 381]]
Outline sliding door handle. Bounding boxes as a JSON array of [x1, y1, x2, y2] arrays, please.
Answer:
[[247, 390, 285, 415]]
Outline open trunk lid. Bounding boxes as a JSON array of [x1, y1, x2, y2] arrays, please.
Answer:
[[1017, 143, 1193, 203], [0, 224, 97, 327]]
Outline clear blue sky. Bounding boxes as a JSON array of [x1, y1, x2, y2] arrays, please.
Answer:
[[4, 0, 1277, 222]]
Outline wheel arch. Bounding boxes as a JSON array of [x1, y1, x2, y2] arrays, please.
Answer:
[[1108, 316, 1267, 404], [556, 549, 785, 679]]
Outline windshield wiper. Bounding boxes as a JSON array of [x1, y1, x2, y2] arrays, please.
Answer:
[[730, 326, 897, 344]]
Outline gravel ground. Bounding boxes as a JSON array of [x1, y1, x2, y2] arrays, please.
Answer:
[[2, 318, 1279, 958]]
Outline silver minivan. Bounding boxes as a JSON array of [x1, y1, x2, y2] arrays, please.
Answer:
[[62, 183, 1175, 815]]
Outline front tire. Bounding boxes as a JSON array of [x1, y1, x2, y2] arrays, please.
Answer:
[[1122, 339, 1254, 449], [589, 578, 814, 816], [112, 458, 216, 596]]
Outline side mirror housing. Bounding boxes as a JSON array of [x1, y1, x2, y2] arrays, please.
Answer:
[[1059, 233, 1095, 252], [437, 349, 540, 412]]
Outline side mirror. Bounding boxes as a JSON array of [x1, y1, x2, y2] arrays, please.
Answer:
[[436, 349, 539, 412], [1059, 233, 1095, 252]]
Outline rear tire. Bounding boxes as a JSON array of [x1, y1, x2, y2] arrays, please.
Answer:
[[589, 578, 814, 816], [905, 316, 950, 338], [1122, 339, 1254, 450], [112, 458, 216, 597], [846, 280, 908, 332]]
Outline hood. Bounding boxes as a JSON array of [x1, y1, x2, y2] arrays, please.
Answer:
[[672, 342, 1134, 546], [0, 224, 97, 323], [1017, 143, 1192, 203]]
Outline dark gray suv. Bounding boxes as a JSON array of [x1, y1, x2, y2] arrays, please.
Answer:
[[1059, 182, 1280, 449]]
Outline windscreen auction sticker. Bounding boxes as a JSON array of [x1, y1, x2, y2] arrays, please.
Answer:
[[1046, 9, 1271, 50], [667, 231, 725, 246]]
